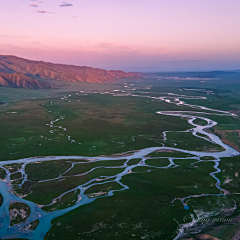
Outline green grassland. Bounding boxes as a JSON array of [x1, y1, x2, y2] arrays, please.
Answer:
[[42, 190, 81, 212], [1, 155, 229, 239], [44, 159, 223, 240], [183, 155, 240, 240], [193, 118, 208, 126], [9, 202, 31, 226], [0, 93, 199, 161], [1, 75, 240, 239]]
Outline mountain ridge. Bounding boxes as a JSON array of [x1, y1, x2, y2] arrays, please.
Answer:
[[0, 72, 55, 89], [0, 55, 142, 89]]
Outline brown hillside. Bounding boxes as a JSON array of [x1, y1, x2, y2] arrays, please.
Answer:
[[0, 55, 141, 89], [0, 72, 54, 89]]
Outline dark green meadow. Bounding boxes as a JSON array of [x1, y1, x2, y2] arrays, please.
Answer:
[[1, 74, 240, 239], [44, 157, 235, 240], [3, 153, 233, 240], [0, 91, 213, 161]]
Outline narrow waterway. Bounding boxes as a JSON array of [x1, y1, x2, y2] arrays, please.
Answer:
[[0, 89, 239, 239]]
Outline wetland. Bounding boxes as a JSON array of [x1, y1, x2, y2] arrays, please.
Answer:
[[1, 75, 240, 239]]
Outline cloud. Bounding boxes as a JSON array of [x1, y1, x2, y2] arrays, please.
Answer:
[[36, 10, 53, 14], [1, 40, 240, 72], [30, 4, 38, 7], [60, 2, 73, 7]]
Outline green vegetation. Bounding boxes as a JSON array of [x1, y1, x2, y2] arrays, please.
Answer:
[[1, 76, 240, 239], [127, 158, 141, 166], [145, 158, 170, 167], [196, 132, 211, 140], [0, 92, 200, 161], [193, 156, 240, 240], [0, 168, 6, 179], [165, 131, 224, 151], [42, 190, 80, 212], [216, 156, 240, 194], [146, 150, 195, 158], [63, 159, 126, 176], [45, 160, 221, 240], [24, 166, 125, 205], [25, 160, 72, 181], [85, 182, 123, 198], [199, 156, 216, 160], [173, 158, 198, 167], [29, 219, 40, 230], [3, 164, 22, 173], [10, 172, 22, 180], [193, 118, 208, 126], [9, 202, 31, 226]]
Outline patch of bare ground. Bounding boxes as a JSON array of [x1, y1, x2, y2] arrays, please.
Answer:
[[215, 130, 240, 152], [201, 147, 223, 153], [229, 110, 240, 118], [99, 150, 138, 158], [151, 149, 178, 153], [1, 100, 49, 121], [191, 213, 240, 240], [182, 235, 220, 240]]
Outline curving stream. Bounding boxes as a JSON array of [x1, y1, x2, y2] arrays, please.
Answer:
[[0, 88, 239, 239]]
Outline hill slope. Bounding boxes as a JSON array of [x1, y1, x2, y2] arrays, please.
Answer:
[[0, 55, 141, 89], [0, 72, 53, 89]]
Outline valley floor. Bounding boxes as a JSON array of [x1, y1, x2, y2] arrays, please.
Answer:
[[1, 76, 240, 239]]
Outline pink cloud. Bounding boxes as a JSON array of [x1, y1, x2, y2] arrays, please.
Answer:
[[30, 4, 38, 7], [36, 10, 54, 14]]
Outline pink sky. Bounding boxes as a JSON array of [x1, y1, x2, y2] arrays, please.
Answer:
[[0, 0, 240, 71]]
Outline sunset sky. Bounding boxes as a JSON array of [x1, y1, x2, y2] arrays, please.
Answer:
[[0, 0, 240, 72]]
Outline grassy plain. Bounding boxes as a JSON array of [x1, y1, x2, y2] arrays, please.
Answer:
[[0, 92, 197, 161], [0, 83, 230, 161], [0, 74, 240, 239], [44, 159, 223, 240]]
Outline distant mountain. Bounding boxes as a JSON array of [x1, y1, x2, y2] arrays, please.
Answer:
[[0, 72, 54, 89], [0, 55, 141, 89]]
